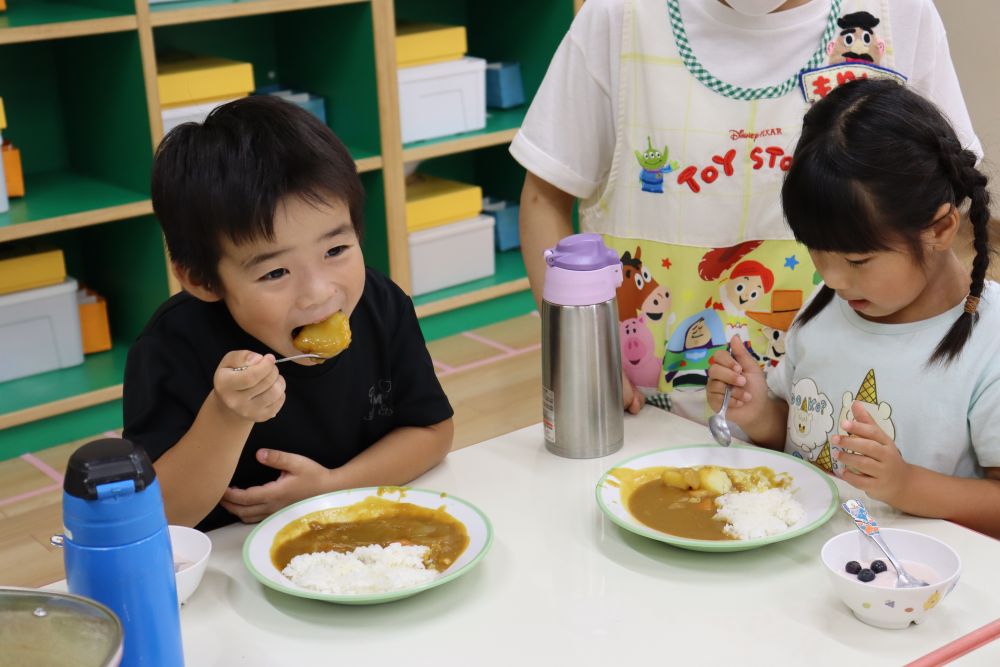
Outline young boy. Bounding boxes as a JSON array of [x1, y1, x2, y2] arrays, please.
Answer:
[[124, 96, 454, 531]]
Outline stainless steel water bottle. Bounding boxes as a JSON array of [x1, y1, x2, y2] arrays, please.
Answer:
[[541, 233, 625, 458], [61, 438, 185, 666]]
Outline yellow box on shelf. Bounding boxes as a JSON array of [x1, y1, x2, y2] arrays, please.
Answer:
[[405, 174, 482, 232], [0, 97, 6, 130], [396, 23, 467, 68], [157, 54, 255, 108], [0, 246, 67, 296]]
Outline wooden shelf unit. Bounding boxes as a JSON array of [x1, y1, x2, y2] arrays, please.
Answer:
[[0, 0, 576, 456]]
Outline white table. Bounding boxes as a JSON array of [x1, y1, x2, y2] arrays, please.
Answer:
[[175, 409, 1000, 665]]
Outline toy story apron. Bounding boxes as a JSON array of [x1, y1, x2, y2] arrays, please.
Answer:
[[588, 0, 904, 422]]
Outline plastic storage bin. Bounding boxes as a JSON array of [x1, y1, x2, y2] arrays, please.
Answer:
[[409, 214, 495, 295], [396, 23, 467, 68], [405, 174, 482, 232], [483, 197, 520, 251], [398, 57, 486, 143], [0, 278, 84, 383], [486, 62, 525, 109], [0, 245, 66, 296]]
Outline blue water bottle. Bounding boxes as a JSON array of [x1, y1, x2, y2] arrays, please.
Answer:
[[61, 437, 185, 666]]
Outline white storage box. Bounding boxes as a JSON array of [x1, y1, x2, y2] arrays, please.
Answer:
[[0, 278, 84, 383], [409, 214, 495, 295], [398, 56, 486, 143], [161, 98, 239, 136]]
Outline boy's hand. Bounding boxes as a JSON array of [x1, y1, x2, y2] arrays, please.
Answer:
[[706, 335, 768, 429], [213, 351, 286, 422], [220, 449, 333, 523], [832, 400, 913, 505]]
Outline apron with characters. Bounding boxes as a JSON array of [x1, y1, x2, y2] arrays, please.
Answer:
[[588, 0, 902, 422]]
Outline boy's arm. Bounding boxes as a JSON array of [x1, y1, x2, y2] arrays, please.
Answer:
[[154, 351, 284, 527], [154, 390, 254, 526], [220, 419, 453, 523]]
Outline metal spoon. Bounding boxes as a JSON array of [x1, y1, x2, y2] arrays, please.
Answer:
[[708, 384, 733, 447], [842, 499, 928, 588], [232, 353, 327, 372]]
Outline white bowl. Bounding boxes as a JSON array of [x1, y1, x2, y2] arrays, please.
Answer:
[[169, 525, 212, 605], [820, 528, 961, 629]]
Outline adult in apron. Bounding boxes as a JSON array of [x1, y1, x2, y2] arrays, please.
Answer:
[[512, 0, 981, 424]]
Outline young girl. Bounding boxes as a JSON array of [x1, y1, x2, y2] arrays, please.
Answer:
[[706, 78, 1000, 537]]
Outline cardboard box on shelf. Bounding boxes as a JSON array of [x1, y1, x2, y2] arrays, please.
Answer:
[[157, 54, 255, 108], [78, 287, 112, 354], [405, 174, 482, 232], [409, 214, 495, 296], [396, 23, 467, 68]]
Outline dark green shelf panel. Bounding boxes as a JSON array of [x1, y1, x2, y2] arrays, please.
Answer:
[[403, 107, 526, 153], [0, 343, 128, 416], [348, 145, 380, 163], [0, 171, 150, 230], [412, 248, 525, 306], [0, 2, 130, 29], [419, 289, 534, 342], [0, 400, 122, 459]]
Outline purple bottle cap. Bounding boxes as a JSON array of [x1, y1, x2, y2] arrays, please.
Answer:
[[542, 233, 623, 306], [544, 233, 620, 271]]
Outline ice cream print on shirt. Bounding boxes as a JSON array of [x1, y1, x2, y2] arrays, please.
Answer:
[[800, 11, 906, 104], [634, 137, 679, 193], [828, 369, 896, 477], [788, 378, 835, 462]]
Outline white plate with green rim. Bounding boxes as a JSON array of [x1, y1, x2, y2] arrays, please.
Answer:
[[243, 486, 492, 604], [596, 445, 838, 552]]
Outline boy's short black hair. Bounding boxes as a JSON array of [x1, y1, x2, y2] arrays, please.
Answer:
[[151, 95, 365, 291]]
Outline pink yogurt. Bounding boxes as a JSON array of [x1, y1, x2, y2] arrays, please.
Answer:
[[839, 560, 942, 589]]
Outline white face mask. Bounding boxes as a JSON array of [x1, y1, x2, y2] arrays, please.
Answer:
[[724, 0, 790, 16]]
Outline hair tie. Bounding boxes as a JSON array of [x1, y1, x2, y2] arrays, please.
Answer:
[[964, 295, 980, 314]]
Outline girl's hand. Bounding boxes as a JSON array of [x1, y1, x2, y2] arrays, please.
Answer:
[[706, 335, 768, 429], [220, 449, 333, 523], [832, 400, 914, 505], [213, 351, 285, 422]]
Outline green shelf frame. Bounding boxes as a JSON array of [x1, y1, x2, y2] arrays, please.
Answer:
[[0, 344, 128, 417], [0, 171, 150, 232], [0, 1, 131, 28]]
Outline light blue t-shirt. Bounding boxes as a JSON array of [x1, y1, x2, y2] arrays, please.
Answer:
[[767, 281, 1000, 478]]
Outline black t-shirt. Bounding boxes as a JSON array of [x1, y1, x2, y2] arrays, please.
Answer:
[[123, 267, 453, 531]]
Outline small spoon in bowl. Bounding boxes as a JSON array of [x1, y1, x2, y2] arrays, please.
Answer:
[[842, 499, 928, 588], [708, 384, 733, 447], [232, 353, 327, 372]]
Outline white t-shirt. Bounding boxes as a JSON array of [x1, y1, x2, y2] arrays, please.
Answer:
[[766, 281, 1000, 479], [511, 0, 982, 200]]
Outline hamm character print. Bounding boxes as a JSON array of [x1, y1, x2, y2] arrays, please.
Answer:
[[634, 137, 679, 193]]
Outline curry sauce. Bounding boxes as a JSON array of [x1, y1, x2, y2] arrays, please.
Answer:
[[270, 496, 469, 572]]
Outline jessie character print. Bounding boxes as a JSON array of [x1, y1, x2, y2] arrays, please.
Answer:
[[699, 241, 775, 317], [827, 12, 884, 65]]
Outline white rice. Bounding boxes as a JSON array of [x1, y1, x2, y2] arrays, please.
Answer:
[[714, 488, 805, 540], [281, 543, 437, 594]]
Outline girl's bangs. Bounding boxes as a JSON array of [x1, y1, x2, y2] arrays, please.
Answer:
[[782, 146, 893, 255]]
